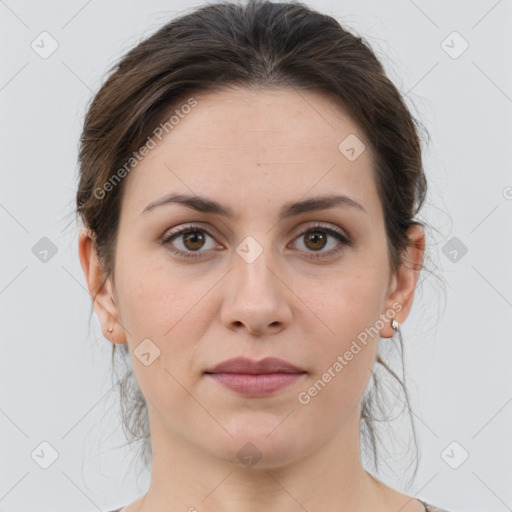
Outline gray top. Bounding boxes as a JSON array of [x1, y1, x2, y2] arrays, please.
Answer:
[[107, 498, 453, 511], [418, 499, 453, 511]]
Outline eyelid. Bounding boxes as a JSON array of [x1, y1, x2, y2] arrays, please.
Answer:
[[291, 221, 350, 242], [160, 222, 221, 247], [162, 221, 348, 241]]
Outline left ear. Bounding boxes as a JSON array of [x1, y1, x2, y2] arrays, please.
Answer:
[[380, 223, 425, 338]]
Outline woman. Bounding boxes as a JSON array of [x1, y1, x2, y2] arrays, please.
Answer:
[[77, 1, 451, 510]]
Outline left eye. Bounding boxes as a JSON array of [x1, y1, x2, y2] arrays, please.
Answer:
[[291, 224, 350, 258], [162, 223, 350, 259]]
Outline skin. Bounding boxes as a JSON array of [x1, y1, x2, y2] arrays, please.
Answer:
[[79, 85, 425, 512]]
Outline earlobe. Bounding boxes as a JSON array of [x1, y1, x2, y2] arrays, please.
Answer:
[[78, 228, 126, 344], [380, 224, 425, 339]]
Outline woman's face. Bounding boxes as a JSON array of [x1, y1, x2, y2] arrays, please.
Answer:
[[82, 85, 423, 469]]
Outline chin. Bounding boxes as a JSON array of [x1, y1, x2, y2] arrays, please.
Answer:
[[203, 423, 308, 469]]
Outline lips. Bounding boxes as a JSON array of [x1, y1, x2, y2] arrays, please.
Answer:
[[205, 357, 305, 375], [204, 357, 306, 397]]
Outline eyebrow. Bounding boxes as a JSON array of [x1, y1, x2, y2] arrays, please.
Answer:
[[142, 192, 367, 219]]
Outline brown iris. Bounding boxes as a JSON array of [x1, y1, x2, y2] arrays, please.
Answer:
[[182, 230, 206, 251], [303, 231, 327, 251]]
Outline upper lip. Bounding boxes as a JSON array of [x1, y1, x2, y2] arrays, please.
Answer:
[[205, 357, 306, 374]]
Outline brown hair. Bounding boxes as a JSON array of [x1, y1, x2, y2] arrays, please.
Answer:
[[76, 0, 437, 487]]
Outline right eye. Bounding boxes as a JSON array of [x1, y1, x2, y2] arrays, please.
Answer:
[[161, 225, 221, 259]]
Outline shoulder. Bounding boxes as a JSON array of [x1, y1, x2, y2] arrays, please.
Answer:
[[418, 498, 454, 512]]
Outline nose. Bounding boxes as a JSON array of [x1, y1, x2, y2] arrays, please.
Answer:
[[220, 243, 292, 337]]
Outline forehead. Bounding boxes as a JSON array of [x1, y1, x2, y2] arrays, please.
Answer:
[[122, 86, 380, 221], [166, 85, 367, 153]]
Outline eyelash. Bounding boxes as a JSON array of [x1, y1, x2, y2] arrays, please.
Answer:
[[161, 223, 351, 260]]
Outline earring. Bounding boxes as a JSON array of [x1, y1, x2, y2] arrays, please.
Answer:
[[391, 319, 404, 344], [108, 327, 113, 333]]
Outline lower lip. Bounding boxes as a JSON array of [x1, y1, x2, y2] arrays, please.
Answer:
[[206, 372, 305, 396]]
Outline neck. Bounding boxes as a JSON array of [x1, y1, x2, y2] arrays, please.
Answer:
[[136, 406, 390, 512]]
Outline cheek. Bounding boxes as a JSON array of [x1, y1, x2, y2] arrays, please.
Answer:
[[115, 248, 203, 336], [114, 255, 221, 385], [114, 265, 212, 415], [307, 267, 387, 342], [299, 268, 386, 394]]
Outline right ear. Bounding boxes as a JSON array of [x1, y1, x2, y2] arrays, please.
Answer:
[[78, 227, 126, 344]]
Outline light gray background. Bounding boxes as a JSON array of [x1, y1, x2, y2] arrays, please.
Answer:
[[1, 1, 511, 511]]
